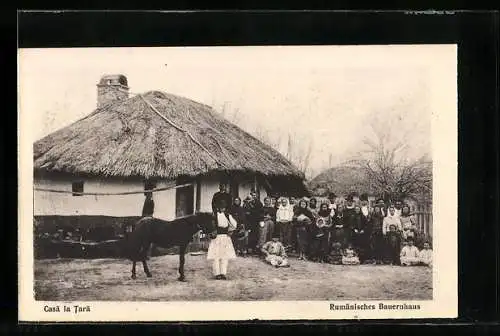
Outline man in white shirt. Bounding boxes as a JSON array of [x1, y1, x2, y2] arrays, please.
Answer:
[[327, 193, 337, 216], [383, 206, 402, 235], [359, 193, 370, 219], [393, 200, 403, 218]]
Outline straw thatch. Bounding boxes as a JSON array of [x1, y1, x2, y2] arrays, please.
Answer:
[[308, 165, 373, 197], [34, 90, 304, 181]]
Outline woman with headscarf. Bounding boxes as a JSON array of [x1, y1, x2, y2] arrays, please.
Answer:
[[275, 197, 294, 249], [350, 205, 370, 264], [293, 198, 314, 261], [230, 197, 248, 256]]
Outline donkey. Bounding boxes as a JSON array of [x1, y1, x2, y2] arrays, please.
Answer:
[[123, 212, 214, 281]]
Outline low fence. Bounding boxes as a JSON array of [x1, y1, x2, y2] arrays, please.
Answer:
[[413, 203, 433, 242], [34, 215, 209, 260]]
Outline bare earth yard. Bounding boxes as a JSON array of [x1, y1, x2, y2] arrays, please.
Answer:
[[35, 254, 432, 301]]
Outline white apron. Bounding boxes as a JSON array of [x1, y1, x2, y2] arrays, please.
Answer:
[[207, 212, 237, 260]]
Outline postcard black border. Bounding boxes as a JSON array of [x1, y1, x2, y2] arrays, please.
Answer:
[[7, 9, 500, 332]]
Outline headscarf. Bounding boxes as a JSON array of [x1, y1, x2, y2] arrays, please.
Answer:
[[277, 197, 290, 209], [276, 197, 293, 222]]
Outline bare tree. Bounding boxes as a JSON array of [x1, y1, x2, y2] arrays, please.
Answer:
[[347, 106, 432, 202]]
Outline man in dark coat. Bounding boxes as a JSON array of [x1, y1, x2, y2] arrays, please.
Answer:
[[342, 194, 356, 244], [211, 183, 232, 214], [244, 190, 264, 253]]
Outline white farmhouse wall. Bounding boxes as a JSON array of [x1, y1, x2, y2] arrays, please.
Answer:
[[35, 174, 267, 219], [239, 179, 254, 201], [154, 180, 177, 220], [34, 178, 146, 217], [235, 179, 268, 203]]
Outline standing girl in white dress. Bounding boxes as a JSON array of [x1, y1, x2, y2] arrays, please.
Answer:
[[207, 202, 237, 280]]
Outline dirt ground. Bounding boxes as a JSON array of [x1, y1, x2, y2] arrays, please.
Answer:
[[34, 254, 432, 301]]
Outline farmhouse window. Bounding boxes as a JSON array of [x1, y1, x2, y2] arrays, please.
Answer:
[[72, 181, 84, 196], [175, 177, 194, 218]]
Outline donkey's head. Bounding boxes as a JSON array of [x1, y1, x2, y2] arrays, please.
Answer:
[[192, 212, 216, 234]]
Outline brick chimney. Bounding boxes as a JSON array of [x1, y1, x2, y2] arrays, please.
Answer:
[[97, 74, 129, 108]]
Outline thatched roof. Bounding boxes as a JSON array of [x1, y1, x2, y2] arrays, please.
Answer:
[[34, 90, 304, 181], [308, 166, 375, 197]]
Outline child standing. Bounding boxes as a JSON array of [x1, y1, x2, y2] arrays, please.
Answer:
[[207, 203, 237, 280], [400, 238, 420, 266], [385, 224, 402, 265], [342, 243, 360, 265], [261, 232, 290, 268]]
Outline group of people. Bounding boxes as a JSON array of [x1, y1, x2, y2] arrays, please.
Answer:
[[206, 184, 433, 279]]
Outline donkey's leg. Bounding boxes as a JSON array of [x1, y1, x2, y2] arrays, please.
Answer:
[[131, 261, 137, 279], [178, 242, 188, 282], [143, 260, 152, 278]]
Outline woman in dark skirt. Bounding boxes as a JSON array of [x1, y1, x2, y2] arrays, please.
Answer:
[[350, 205, 370, 264], [311, 202, 333, 262], [230, 197, 248, 256], [330, 204, 347, 248], [293, 199, 314, 261], [369, 204, 385, 264]]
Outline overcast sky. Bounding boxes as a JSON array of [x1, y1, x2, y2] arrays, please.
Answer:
[[19, 45, 456, 179]]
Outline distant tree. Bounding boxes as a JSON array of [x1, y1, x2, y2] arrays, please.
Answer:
[[285, 133, 314, 178], [347, 106, 432, 203]]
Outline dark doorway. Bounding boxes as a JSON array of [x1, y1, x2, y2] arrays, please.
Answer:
[[176, 178, 194, 218], [229, 179, 239, 200]]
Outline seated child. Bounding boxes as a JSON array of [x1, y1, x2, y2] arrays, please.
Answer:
[[232, 223, 249, 257], [261, 232, 290, 268], [418, 241, 433, 267], [385, 224, 402, 265], [400, 238, 420, 266], [341, 243, 360, 265], [327, 241, 343, 265]]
